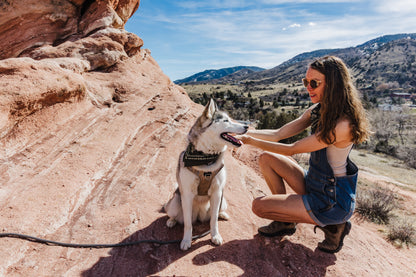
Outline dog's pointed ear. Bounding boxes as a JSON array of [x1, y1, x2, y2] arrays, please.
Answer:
[[202, 98, 217, 119]]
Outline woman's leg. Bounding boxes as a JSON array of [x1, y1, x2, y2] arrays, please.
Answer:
[[258, 152, 306, 195], [252, 194, 316, 224], [255, 152, 316, 225]]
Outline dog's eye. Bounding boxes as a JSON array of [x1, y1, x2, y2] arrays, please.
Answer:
[[223, 119, 229, 122]]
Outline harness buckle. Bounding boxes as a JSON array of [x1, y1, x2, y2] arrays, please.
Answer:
[[204, 172, 212, 178]]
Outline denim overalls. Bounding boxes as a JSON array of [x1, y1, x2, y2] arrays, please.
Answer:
[[302, 104, 358, 226]]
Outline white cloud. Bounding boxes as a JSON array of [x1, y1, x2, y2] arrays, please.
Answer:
[[375, 0, 416, 14]]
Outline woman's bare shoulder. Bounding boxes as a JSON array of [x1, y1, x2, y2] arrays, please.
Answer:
[[334, 118, 353, 145]]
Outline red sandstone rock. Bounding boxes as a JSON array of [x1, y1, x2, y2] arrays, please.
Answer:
[[0, 0, 140, 59]]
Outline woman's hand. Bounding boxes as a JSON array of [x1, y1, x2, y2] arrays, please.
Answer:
[[235, 134, 251, 145]]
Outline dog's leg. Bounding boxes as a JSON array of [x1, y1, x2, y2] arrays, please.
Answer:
[[165, 188, 181, 228], [218, 195, 230, 220], [166, 218, 177, 228], [180, 192, 194, 251], [209, 190, 223, 246]]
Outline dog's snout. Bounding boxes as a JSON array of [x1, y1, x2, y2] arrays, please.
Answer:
[[242, 125, 249, 133]]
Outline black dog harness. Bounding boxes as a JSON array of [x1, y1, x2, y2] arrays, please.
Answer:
[[181, 143, 224, 196], [182, 143, 220, 167]]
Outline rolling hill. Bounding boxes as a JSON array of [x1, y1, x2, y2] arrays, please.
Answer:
[[174, 66, 265, 84]]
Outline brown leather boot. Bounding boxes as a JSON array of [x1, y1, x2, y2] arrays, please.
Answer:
[[314, 221, 352, 253], [258, 221, 297, 237]]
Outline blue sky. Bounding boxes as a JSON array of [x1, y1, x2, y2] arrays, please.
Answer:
[[125, 0, 416, 81]]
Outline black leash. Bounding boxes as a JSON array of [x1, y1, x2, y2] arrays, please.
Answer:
[[0, 231, 210, 249]]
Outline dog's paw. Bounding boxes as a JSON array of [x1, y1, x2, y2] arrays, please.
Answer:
[[211, 234, 223, 246], [180, 239, 192, 251], [166, 218, 177, 228], [218, 211, 230, 220]]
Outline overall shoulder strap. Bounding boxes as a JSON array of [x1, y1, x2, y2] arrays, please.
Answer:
[[310, 103, 321, 134]]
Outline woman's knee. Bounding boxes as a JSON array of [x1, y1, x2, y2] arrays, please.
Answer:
[[252, 197, 265, 217], [259, 152, 278, 170]]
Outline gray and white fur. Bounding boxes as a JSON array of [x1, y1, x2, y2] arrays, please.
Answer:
[[164, 99, 248, 250]]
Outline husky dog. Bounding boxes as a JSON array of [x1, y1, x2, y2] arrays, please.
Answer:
[[164, 99, 248, 250]]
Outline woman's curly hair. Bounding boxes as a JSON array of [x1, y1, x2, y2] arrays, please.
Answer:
[[310, 56, 371, 144]]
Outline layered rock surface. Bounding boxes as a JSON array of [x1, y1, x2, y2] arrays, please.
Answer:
[[0, 1, 415, 276], [0, 0, 140, 59]]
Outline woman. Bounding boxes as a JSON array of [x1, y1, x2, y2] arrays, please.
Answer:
[[237, 56, 370, 253]]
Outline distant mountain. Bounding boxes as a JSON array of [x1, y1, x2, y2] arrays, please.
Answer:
[[246, 33, 416, 88], [357, 33, 416, 49], [174, 66, 265, 84], [178, 33, 416, 91]]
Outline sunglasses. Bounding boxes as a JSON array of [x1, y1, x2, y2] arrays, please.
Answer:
[[302, 78, 322, 89]]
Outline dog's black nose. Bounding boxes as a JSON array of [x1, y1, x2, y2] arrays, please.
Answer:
[[244, 125, 249, 130]]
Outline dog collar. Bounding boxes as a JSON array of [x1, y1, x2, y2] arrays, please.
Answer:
[[182, 143, 221, 167]]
